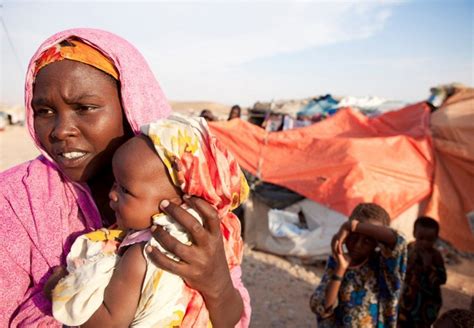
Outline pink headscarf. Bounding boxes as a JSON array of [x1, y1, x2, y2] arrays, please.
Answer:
[[0, 28, 171, 326], [25, 28, 172, 162]]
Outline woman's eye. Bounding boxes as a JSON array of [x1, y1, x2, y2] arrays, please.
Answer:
[[34, 108, 54, 117], [77, 105, 97, 112]]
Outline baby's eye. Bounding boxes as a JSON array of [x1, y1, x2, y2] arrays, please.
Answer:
[[120, 185, 131, 194]]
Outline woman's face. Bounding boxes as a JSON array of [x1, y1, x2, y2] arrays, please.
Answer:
[[32, 60, 131, 182], [229, 108, 240, 119]]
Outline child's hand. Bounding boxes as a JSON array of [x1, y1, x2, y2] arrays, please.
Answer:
[[331, 230, 351, 272], [332, 222, 351, 256], [335, 247, 351, 271], [43, 266, 68, 301]]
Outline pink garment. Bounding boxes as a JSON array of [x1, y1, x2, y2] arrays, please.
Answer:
[[0, 28, 250, 327]]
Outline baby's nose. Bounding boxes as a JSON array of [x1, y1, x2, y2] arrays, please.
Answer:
[[109, 183, 118, 202]]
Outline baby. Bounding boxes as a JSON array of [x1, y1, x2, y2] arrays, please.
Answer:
[[398, 216, 447, 327], [51, 115, 249, 327]]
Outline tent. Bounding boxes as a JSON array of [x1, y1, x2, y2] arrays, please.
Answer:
[[210, 94, 474, 254], [209, 103, 433, 257], [210, 103, 433, 220], [424, 86, 474, 252]]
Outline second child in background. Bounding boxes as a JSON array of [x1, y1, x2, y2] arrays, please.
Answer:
[[310, 203, 407, 328], [398, 216, 447, 327]]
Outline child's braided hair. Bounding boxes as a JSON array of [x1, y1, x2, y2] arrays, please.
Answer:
[[349, 203, 390, 226]]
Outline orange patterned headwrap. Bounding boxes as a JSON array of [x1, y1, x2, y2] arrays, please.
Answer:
[[34, 39, 119, 79]]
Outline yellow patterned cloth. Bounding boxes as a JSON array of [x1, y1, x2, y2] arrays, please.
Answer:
[[34, 39, 119, 79], [141, 114, 249, 326], [52, 225, 191, 327]]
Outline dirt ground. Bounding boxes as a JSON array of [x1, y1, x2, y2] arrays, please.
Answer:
[[1, 125, 473, 327], [242, 245, 474, 327]]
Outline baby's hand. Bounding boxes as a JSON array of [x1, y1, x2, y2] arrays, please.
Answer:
[[43, 266, 68, 301]]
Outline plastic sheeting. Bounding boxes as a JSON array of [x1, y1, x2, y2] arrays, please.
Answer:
[[244, 196, 419, 259], [424, 87, 474, 253], [209, 103, 433, 220]]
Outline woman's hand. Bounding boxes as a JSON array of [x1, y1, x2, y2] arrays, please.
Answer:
[[43, 266, 67, 301], [147, 196, 231, 298], [147, 196, 243, 326]]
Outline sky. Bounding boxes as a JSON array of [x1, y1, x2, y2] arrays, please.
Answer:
[[1, 0, 473, 107]]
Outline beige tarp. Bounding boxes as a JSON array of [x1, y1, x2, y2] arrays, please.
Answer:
[[424, 87, 474, 252]]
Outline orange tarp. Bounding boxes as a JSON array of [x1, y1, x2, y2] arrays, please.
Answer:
[[424, 87, 474, 253], [209, 103, 433, 221]]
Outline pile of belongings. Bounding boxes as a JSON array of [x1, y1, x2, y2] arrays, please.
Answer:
[[209, 84, 474, 260], [247, 94, 408, 132]]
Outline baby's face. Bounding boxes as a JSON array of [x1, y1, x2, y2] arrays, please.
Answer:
[[109, 136, 181, 230]]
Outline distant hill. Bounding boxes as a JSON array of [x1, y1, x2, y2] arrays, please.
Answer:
[[169, 101, 233, 119]]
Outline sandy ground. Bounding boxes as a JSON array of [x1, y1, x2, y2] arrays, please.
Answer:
[[1, 124, 473, 327]]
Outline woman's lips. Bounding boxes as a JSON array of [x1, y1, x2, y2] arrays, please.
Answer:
[[55, 151, 89, 168]]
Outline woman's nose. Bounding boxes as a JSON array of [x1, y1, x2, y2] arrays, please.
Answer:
[[51, 113, 79, 140]]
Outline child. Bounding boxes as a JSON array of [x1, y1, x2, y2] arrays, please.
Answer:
[[310, 203, 407, 328], [49, 115, 249, 327], [398, 216, 447, 327]]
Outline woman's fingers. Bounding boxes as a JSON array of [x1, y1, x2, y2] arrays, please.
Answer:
[[145, 243, 186, 276], [159, 199, 208, 245], [150, 225, 193, 263], [183, 196, 221, 236]]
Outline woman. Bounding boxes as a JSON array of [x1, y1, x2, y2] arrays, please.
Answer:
[[227, 105, 241, 120], [0, 28, 250, 327]]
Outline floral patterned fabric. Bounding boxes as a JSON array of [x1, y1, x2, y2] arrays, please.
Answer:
[[311, 233, 407, 328], [142, 114, 250, 327]]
